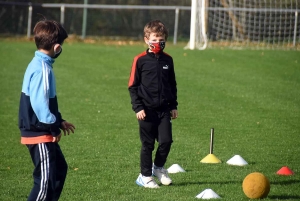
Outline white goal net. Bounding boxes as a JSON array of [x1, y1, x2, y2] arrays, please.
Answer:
[[186, 0, 300, 50]]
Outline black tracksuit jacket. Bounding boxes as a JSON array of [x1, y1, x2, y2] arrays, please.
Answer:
[[128, 49, 178, 113]]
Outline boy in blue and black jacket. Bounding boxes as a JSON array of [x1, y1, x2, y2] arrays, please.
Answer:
[[18, 19, 75, 201]]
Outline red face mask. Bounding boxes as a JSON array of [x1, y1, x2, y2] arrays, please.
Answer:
[[149, 41, 165, 54]]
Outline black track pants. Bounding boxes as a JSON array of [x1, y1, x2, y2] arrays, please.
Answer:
[[138, 108, 173, 176], [26, 143, 68, 201]]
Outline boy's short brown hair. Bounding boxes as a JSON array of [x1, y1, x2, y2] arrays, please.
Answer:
[[144, 20, 169, 40], [33, 20, 68, 50]]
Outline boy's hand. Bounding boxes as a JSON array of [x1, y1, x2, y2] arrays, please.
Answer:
[[136, 110, 146, 120], [52, 133, 62, 143], [171, 110, 178, 119], [61, 121, 75, 135]]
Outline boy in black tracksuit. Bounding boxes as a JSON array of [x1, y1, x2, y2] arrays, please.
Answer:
[[128, 20, 178, 188]]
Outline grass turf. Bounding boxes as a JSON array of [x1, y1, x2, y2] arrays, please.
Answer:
[[0, 40, 299, 200]]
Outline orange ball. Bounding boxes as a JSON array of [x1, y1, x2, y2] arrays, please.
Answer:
[[242, 172, 270, 199]]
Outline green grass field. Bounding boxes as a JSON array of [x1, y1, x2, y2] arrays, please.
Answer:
[[0, 39, 299, 201]]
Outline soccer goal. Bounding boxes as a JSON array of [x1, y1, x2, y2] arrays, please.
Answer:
[[186, 0, 300, 50]]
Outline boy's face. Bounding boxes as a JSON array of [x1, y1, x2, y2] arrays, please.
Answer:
[[145, 33, 165, 44], [144, 33, 166, 54]]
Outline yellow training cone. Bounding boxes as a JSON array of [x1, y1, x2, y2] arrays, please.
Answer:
[[200, 128, 222, 163], [200, 154, 221, 163]]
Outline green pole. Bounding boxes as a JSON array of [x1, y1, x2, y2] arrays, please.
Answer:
[[82, 0, 88, 39]]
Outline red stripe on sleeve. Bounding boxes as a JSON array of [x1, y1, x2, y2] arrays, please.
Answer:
[[128, 52, 147, 87]]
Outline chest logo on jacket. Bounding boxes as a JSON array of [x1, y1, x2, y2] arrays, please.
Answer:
[[163, 65, 169, 69]]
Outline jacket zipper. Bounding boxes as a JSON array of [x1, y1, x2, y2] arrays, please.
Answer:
[[157, 57, 161, 107]]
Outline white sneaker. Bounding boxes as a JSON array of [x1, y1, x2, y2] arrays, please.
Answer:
[[136, 173, 159, 188], [153, 168, 172, 185]]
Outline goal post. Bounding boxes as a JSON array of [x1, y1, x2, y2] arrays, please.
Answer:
[[185, 0, 300, 50], [188, 0, 197, 50], [185, 0, 208, 50]]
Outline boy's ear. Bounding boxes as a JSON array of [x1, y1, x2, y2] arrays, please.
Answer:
[[144, 37, 149, 45], [53, 44, 61, 52]]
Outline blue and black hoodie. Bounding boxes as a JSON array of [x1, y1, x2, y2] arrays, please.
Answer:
[[18, 51, 64, 144]]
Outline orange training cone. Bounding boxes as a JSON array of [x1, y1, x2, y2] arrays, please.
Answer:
[[276, 166, 294, 175]]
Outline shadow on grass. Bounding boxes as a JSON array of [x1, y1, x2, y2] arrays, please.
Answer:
[[173, 180, 240, 186], [271, 179, 300, 185], [268, 195, 300, 200], [174, 179, 300, 187]]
